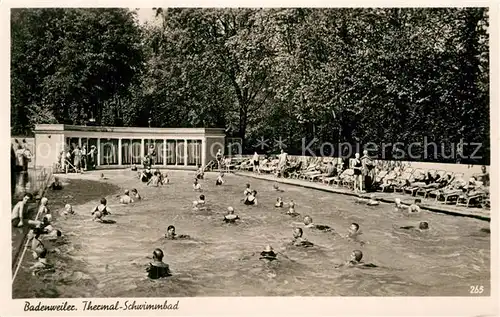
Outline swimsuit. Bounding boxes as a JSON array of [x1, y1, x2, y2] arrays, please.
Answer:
[[354, 160, 362, 175], [244, 197, 255, 205], [147, 262, 171, 279], [216, 179, 223, 186]]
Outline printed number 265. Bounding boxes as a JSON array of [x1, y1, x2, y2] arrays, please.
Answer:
[[470, 285, 484, 294]]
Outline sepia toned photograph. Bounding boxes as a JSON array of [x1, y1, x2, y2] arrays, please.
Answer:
[[8, 5, 493, 304]]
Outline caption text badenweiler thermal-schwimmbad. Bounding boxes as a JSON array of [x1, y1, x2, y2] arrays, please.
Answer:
[[24, 300, 180, 311]]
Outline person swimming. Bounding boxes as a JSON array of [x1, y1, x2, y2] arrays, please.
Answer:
[[286, 200, 299, 216], [196, 165, 204, 180], [215, 173, 224, 186], [224, 207, 240, 223], [38, 197, 50, 215], [303, 215, 334, 232], [192, 194, 206, 210], [91, 198, 111, 222], [131, 165, 138, 171], [394, 198, 405, 211], [400, 221, 429, 231], [244, 190, 258, 205], [348, 250, 363, 266], [165, 225, 191, 240], [62, 204, 74, 215], [260, 245, 277, 261], [131, 188, 142, 200], [30, 246, 54, 276], [49, 177, 62, 190], [193, 179, 202, 191], [275, 197, 284, 208], [291, 227, 314, 247], [119, 190, 134, 204], [409, 199, 422, 213], [273, 183, 283, 192], [146, 248, 171, 279], [140, 168, 153, 183], [346, 222, 361, 238], [244, 183, 252, 196], [147, 172, 162, 187], [29, 227, 45, 252]]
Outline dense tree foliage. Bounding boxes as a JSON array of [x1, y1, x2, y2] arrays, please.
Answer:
[[11, 8, 489, 163]]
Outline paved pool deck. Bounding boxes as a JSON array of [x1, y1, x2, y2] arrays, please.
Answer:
[[233, 171, 491, 222]]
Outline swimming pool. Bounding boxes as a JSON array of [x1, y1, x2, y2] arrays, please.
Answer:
[[13, 170, 490, 297]]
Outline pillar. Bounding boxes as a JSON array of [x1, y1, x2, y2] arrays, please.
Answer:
[[201, 138, 206, 168], [97, 138, 101, 166], [184, 139, 188, 166], [118, 138, 122, 166], [141, 139, 145, 159], [163, 139, 167, 166]]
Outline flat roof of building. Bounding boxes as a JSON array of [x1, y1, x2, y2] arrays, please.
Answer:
[[34, 124, 226, 136]]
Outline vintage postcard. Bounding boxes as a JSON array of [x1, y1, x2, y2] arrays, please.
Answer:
[[0, 0, 498, 316]]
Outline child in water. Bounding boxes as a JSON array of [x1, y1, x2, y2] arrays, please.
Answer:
[[215, 173, 224, 186], [49, 177, 62, 190], [165, 225, 191, 240], [394, 198, 405, 212], [119, 190, 134, 204], [146, 248, 171, 279], [147, 171, 162, 187], [408, 199, 422, 213], [38, 197, 50, 215], [286, 200, 299, 217], [302, 216, 334, 232], [196, 165, 204, 180], [192, 194, 206, 210], [275, 197, 284, 208], [28, 227, 45, 252], [260, 245, 277, 261], [91, 198, 111, 222], [62, 204, 74, 215], [244, 184, 252, 196], [30, 247, 54, 276], [244, 190, 258, 205], [399, 221, 429, 231], [346, 223, 361, 238], [224, 207, 240, 223], [356, 194, 379, 206], [291, 227, 314, 247], [131, 188, 142, 200], [193, 179, 202, 191]]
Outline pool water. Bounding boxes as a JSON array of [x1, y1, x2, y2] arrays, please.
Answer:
[[13, 170, 490, 297]]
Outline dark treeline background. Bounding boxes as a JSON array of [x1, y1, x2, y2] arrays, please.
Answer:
[[11, 8, 489, 164]]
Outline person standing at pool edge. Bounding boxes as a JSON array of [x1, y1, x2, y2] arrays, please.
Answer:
[[353, 153, 363, 192]]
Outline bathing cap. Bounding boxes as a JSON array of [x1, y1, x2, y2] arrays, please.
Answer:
[[227, 206, 234, 213]]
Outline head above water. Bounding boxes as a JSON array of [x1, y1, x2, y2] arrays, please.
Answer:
[[351, 250, 363, 262], [131, 188, 138, 193], [395, 198, 401, 205], [100, 198, 107, 205], [303, 216, 313, 225], [167, 225, 175, 234], [350, 223, 360, 233], [419, 221, 429, 230], [293, 227, 303, 238], [41, 197, 48, 206], [264, 245, 273, 252], [363, 150, 368, 156], [246, 183, 251, 188], [124, 190, 130, 195], [227, 206, 234, 214], [199, 194, 205, 201], [153, 248, 164, 261], [43, 214, 52, 224]]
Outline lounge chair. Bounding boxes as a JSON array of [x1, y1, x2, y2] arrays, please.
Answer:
[[456, 190, 487, 208]]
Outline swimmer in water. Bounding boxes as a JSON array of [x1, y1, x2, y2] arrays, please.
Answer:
[[38, 197, 50, 215], [91, 198, 111, 222], [131, 165, 138, 171], [215, 172, 224, 186], [147, 172, 162, 187], [260, 245, 277, 261], [49, 177, 62, 190], [394, 198, 405, 211], [399, 221, 429, 231], [131, 188, 142, 200], [30, 247, 54, 275], [244, 183, 252, 196], [345, 223, 361, 238], [348, 250, 363, 266], [28, 227, 45, 252], [140, 168, 152, 183], [286, 200, 299, 216], [224, 207, 240, 223], [193, 179, 202, 191], [146, 248, 171, 279], [119, 190, 134, 204], [195, 165, 204, 180], [100, 173, 108, 180], [192, 194, 206, 209], [291, 227, 314, 247], [409, 199, 422, 213], [275, 197, 284, 208], [273, 183, 283, 192], [62, 204, 74, 215], [244, 190, 258, 205], [302, 216, 334, 232], [165, 225, 191, 240]]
